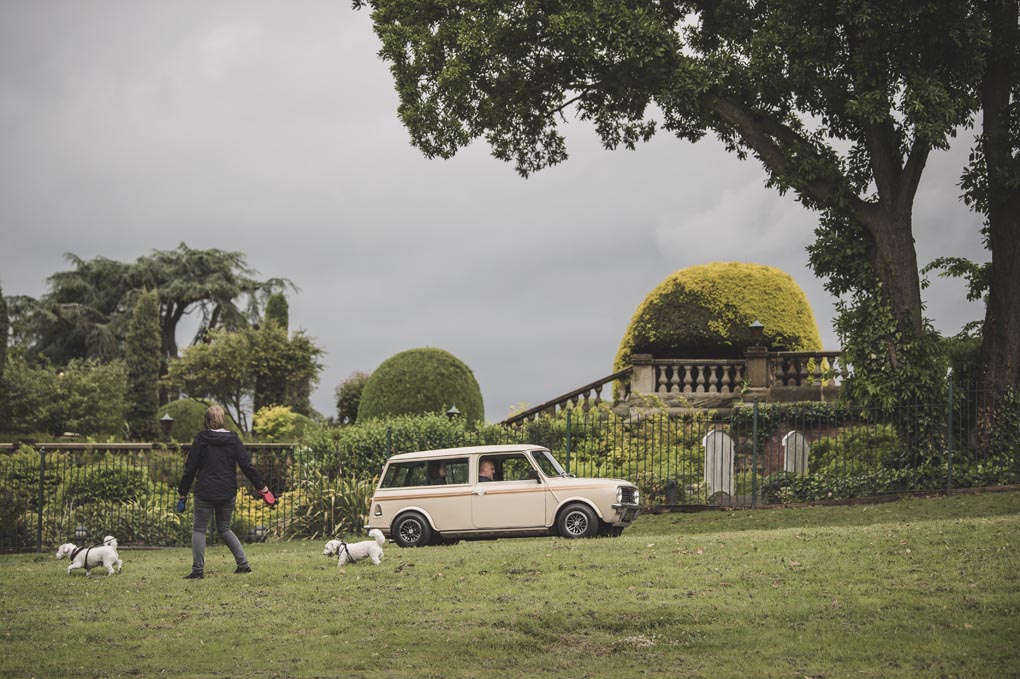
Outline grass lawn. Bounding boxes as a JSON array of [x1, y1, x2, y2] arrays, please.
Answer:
[[3, 490, 1019, 679]]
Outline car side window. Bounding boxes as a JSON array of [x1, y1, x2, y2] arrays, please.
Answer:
[[383, 458, 471, 488], [500, 454, 536, 482], [443, 458, 469, 484]]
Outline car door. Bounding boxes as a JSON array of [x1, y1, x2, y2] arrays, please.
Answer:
[[470, 453, 549, 529]]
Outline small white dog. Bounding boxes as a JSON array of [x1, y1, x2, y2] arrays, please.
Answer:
[[55, 535, 123, 576], [322, 529, 385, 566]]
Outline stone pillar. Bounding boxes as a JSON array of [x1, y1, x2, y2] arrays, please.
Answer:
[[630, 354, 655, 395], [743, 345, 770, 402]]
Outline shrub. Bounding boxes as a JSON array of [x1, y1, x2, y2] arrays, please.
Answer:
[[60, 463, 152, 505], [615, 262, 823, 372], [298, 412, 482, 479], [278, 471, 377, 540], [2, 358, 128, 437], [253, 405, 303, 442], [357, 348, 484, 425]]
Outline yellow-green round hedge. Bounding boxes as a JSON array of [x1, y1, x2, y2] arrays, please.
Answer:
[[614, 262, 822, 370]]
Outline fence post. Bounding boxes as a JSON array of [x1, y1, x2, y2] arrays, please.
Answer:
[[751, 399, 759, 509], [386, 426, 392, 458], [36, 447, 46, 552], [565, 410, 572, 475], [946, 369, 954, 494]]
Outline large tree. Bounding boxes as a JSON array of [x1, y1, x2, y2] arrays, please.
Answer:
[[966, 0, 1020, 432], [10, 243, 291, 370], [0, 283, 8, 431], [166, 325, 323, 432], [125, 289, 162, 439], [355, 0, 993, 410]]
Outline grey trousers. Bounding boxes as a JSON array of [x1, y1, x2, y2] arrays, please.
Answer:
[[191, 496, 248, 574]]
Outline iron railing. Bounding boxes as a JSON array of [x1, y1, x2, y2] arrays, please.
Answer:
[[2, 386, 1017, 551]]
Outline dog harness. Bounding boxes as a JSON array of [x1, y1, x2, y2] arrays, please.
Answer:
[[69, 545, 94, 571], [338, 541, 355, 563]]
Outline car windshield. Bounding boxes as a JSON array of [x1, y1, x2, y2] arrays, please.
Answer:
[[530, 449, 567, 477]]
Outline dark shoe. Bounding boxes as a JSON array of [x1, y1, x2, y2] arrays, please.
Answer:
[[234, 566, 252, 574], [184, 572, 203, 579]]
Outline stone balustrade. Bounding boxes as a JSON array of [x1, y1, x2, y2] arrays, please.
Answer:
[[501, 350, 845, 425]]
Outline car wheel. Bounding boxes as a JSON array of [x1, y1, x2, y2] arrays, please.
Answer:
[[392, 512, 432, 548], [557, 503, 598, 539]]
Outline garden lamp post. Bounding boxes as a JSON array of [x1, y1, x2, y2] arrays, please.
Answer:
[[446, 404, 461, 420], [159, 413, 174, 441], [74, 525, 87, 542]]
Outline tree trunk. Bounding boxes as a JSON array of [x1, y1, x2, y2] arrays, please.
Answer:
[[977, 0, 1020, 440], [866, 204, 925, 344]]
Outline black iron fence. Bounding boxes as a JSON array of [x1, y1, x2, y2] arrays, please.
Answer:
[[2, 387, 1017, 551]]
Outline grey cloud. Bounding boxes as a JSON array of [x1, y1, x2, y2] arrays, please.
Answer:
[[0, 1, 988, 423]]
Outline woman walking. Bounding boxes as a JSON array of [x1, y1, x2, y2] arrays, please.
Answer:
[[177, 405, 274, 579]]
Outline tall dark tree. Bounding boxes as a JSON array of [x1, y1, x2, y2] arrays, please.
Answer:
[[966, 0, 1020, 436], [11, 244, 291, 372], [0, 283, 9, 431], [125, 289, 161, 439], [335, 371, 371, 425], [264, 292, 289, 330], [355, 0, 988, 417], [254, 292, 290, 415]]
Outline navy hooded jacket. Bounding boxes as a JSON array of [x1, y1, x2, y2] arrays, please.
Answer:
[[178, 430, 265, 504]]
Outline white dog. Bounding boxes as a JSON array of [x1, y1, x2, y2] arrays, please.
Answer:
[[322, 529, 385, 566], [55, 535, 123, 576]]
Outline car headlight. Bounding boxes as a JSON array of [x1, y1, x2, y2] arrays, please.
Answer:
[[616, 487, 623, 503], [633, 488, 639, 505]]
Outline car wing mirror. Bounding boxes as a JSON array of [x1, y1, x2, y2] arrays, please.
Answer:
[[527, 469, 542, 483]]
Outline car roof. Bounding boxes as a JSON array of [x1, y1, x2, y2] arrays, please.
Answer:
[[385, 444, 548, 463]]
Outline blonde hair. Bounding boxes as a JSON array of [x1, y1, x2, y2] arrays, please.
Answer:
[[205, 405, 226, 430]]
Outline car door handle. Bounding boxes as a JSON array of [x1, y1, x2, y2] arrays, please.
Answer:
[[472, 489, 486, 496]]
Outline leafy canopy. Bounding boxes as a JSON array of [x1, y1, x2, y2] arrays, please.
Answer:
[[10, 243, 291, 366]]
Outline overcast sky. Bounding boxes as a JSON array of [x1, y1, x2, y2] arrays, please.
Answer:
[[0, 1, 988, 423]]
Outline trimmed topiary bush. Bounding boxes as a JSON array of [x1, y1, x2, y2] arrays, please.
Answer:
[[615, 262, 823, 370], [357, 348, 484, 425]]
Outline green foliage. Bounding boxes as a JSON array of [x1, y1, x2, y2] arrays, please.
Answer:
[[297, 412, 486, 480], [279, 470, 377, 540], [357, 347, 484, 425], [615, 262, 822, 372], [125, 289, 161, 439], [335, 370, 371, 425], [1, 357, 128, 437], [13, 244, 292, 367], [159, 398, 241, 440], [0, 284, 8, 431], [166, 325, 323, 432], [264, 292, 289, 330], [254, 294, 291, 412], [986, 388, 1020, 460], [808, 425, 905, 475], [60, 463, 152, 505], [253, 405, 303, 442]]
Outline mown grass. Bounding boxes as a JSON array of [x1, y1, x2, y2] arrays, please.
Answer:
[[3, 491, 1019, 679]]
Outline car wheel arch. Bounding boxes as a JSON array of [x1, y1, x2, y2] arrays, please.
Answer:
[[554, 500, 602, 539]]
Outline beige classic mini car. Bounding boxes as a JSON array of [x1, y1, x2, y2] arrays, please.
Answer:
[[365, 444, 641, 547]]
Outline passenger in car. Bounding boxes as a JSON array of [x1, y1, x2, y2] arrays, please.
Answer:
[[478, 458, 495, 482], [427, 461, 447, 485]]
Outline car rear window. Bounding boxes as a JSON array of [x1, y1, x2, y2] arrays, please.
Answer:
[[380, 457, 469, 488]]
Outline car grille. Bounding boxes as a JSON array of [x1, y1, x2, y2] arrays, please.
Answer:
[[619, 486, 637, 504]]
